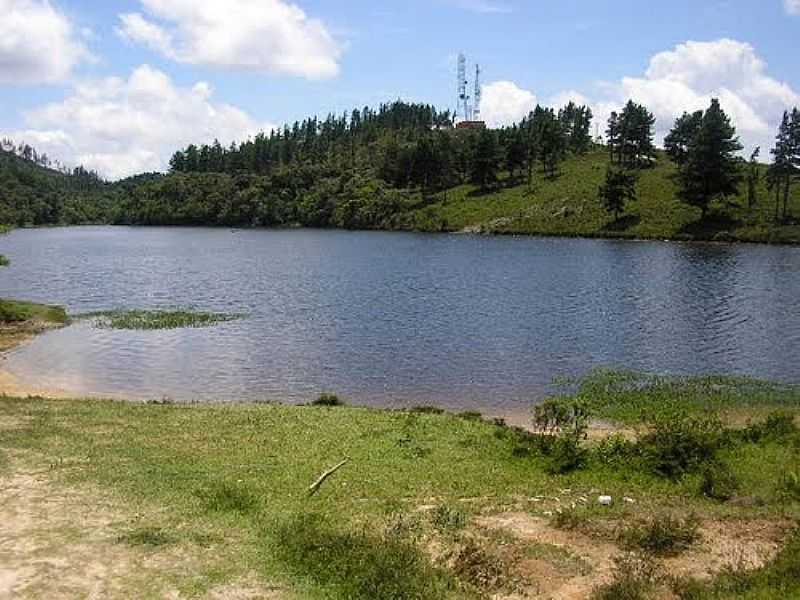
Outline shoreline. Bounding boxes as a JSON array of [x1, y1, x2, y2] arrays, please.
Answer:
[[6, 221, 800, 247]]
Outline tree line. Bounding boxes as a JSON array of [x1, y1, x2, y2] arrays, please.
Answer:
[[1, 98, 798, 232]]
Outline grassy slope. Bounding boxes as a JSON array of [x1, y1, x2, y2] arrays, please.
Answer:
[[404, 149, 800, 244], [1, 375, 799, 598], [0, 298, 67, 324]]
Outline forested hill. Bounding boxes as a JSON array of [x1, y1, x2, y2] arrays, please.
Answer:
[[0, 144, 123, 226], [1, 100, 799, 244]]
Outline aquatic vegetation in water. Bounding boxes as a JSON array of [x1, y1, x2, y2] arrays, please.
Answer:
[[79, 309, 243, 330]]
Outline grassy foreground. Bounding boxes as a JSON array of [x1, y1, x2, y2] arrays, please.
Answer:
[[403, 149, 800, 244], [1, 372, 799, 598]]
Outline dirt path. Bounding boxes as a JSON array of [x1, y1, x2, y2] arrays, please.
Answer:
[[0, 452, 279, 599]]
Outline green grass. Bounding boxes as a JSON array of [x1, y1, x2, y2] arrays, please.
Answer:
[[1, 373, 798, 597], [78, 309, 243, 330], [0, 298, 68, 324], [402, 149, 800, 244]]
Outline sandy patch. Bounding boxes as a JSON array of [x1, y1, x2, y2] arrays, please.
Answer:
[[0, 453, 282, 599]]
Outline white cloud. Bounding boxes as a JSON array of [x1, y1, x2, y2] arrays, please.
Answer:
[[5, 65, 272, 179], [0, 0, 93, 84], [785, 0, 800, 15], [117, 0, 342, 80], [481, 39, 799, 154], [480, 81, 537, 127]]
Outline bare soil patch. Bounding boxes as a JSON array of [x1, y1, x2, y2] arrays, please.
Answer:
[[477, 512, 789, 599]]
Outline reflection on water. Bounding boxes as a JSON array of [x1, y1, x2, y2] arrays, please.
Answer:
[[0, 227, 798, 413]]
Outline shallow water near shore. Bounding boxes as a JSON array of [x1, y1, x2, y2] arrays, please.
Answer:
[[1, 226, 798, 413]]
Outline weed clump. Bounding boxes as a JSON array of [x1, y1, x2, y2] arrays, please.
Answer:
[[550, 506, 588, 531], [448, 537, 507, 593], [82, 308, 241, 330], [312, 393, 345, 407], [274, 513, 457, 600], [620, 514, 700, 556], [430, 505, 468, 534], [699, 461, 739, 501], [592, 553, 660, 600]]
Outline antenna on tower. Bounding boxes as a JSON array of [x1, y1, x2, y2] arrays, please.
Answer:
[[457, 53, 471, 122], [473, 64, 482, 121]]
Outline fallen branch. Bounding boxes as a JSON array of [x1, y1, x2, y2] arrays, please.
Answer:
[[308, 459, 349, 496]]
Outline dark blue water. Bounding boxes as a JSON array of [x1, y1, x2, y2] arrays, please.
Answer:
[[1, 226, 798, 413]]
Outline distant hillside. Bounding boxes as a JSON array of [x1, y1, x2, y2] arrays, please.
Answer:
[[1, 99, 798, 244], [403, 149, 800, 244], [0, 147, 118, 226]]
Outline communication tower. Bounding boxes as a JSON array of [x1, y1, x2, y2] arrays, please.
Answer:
[[457, 53, 471, 122]]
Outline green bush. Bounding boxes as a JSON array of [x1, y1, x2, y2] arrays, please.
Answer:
[[638, 411, 725, 479], [699, 460, 739, 501], [594, 433, 636, 467], [533, 398, 590, 474], [740, 412, 798, 443], [430, 505, 468, 534], [312, 393, 345, 407], [621, 514, 700, 556]]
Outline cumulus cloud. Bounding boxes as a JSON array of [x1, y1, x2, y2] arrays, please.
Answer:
[[786, 0, 800, 15], [0, 0, 93, 84], [480, 81, 537, 127], [479, 39, 799, 154], [6, 65, 272, 179], [116, 0, 342, 80]]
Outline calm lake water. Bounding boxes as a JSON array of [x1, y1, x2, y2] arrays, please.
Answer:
[[1, 226, 798, 413]]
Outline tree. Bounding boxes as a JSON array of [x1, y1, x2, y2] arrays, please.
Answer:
[[607, 101, 656, 167], [671, 99, 743, 218], [769, 108, 800, 222], [505, 127, 528, 181], [664, 111, 703, 166], [598, 167, 638, 219], [746, 147, 760, 210], [470, 129, 500, 189]]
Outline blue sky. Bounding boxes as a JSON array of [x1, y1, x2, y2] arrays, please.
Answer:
[[1, 0, 798, 178]]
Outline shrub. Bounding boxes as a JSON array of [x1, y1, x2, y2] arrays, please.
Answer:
[[545, 435, 588, 475], [779, 470, 800, 501], [594, 433, 636, 467], [638, 410, 725, 479], [699, 461, 739, 501], [312, 393, 345, 407], [430, 505, 468, 534], [409, 406, 445, 415], [592, 553, 659, 600], [621, 514, 700, 556], [448, 537, 507, 593], [550, 506, 587, 531], [741, 412, 798, 443], [533, 398, 591, 474]]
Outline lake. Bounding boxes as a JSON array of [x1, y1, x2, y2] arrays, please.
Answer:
[[1, 226, 798, 414]]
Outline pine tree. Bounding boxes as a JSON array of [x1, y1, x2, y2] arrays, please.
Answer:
[[769, 111, 793, 222], [470, 129, 500, 189], [675, 99, 743, 218], [664, 111, 703, 166], [598, 167, 638, 219], [746, 147, 760, 210], [606, 112, 620, 163], [505, 127, 528, 181]]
